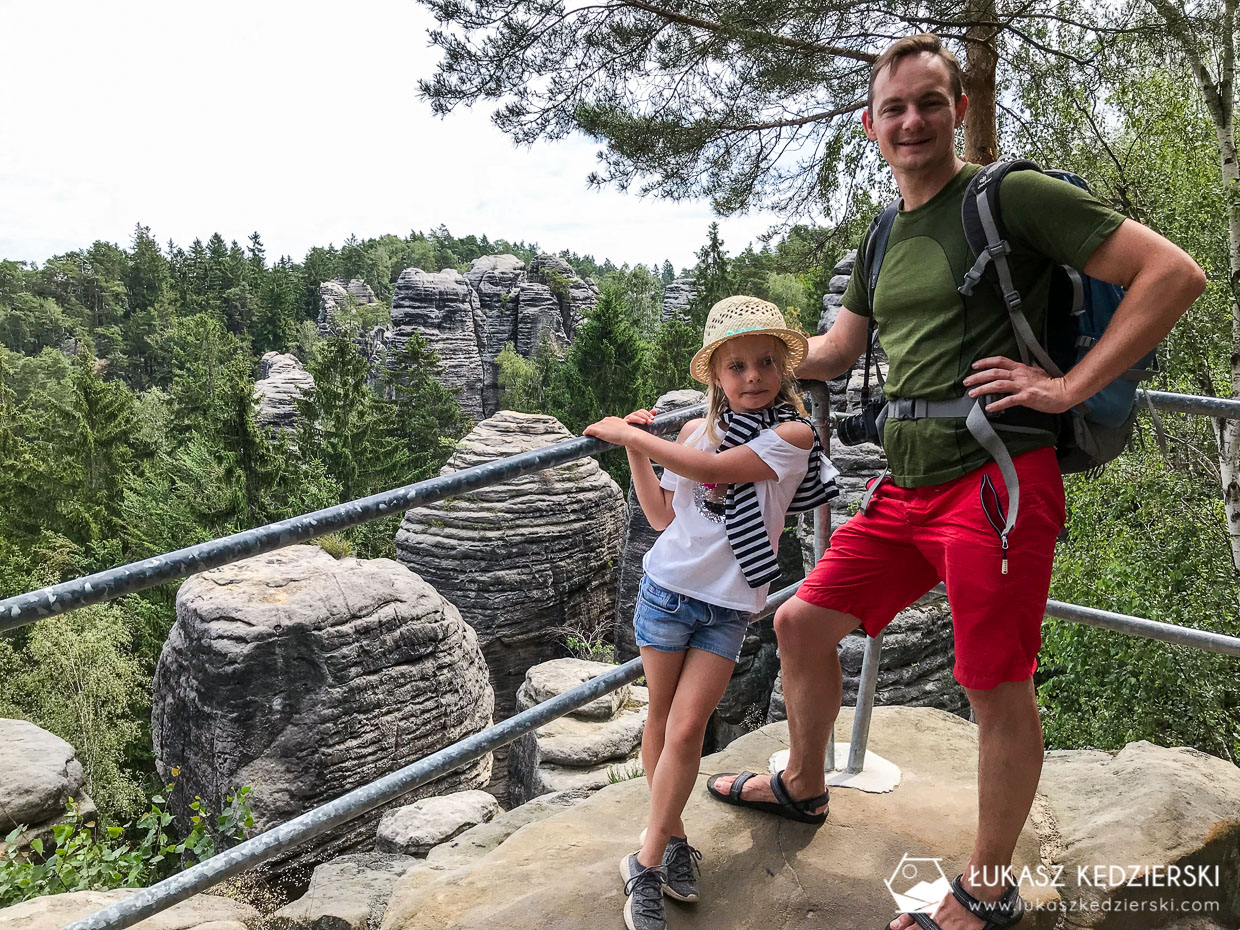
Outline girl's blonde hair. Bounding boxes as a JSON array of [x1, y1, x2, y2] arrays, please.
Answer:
[[702, 335, 808, 444]]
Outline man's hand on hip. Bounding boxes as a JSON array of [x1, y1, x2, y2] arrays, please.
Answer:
[[963, 356, 1076, 414]]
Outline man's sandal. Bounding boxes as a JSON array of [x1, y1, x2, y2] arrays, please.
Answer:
[[886, 874, 1025, 930], [705, 770, 828, 825]]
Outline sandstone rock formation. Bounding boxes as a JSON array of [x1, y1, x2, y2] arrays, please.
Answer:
[[376, 790, 501, 857], [0, 889, 259, 930], [394, 412, 626, 800], [465, 255, 526, 414], [768, 591, 965, 722], [254, 352, 315, 432], [318, 278, 379, 333], [378, 707, 1066, 930], [661, 277, 697, 322], [613, 389, 706, 662], [528, 252, 598, 335], [278, 790, 593, 930], [274, 852, 416, 930], [508, 659, 648, 807], [151, 546, 494, 869], [1035, 741, 1240, 928], [0, 719, 95, 853], [390, 268, 486, 421]]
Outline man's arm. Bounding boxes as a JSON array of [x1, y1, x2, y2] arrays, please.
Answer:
[[796, 306, 871, 381], [965, 219, 1207, 414]]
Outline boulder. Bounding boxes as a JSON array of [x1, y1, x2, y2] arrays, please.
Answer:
[[273, 852, 416, 930], [254, 352, 315, 432], [390, 268, 486, 421], [394, 412, 626, 801], [0, 889, 258, 930], [378, 706, 1061, 930], [376, 791, 502, 857], [516, 658, 631, 723], [1034, 741, 1240, 928], [151, 546, 494, 870], [613, 389, 705, 662], [508, 659, 648, 806], [0, 718, 86, 834], [661, 277, 697, 322]]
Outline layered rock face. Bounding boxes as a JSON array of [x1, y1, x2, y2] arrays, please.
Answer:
[[613, 389, 706, 662], [151, 546, 494, 869], [395, 412, 626, 799], [0, 889, 259, 930], [253, 351, 314, 432], [465, 255, 526, 414], [390, 268, 487, 422], [508, 659, 647, 806], [0, 719, 95, 853], [661, 277, 697, 322]]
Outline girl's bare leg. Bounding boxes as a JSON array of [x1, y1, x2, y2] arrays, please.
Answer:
[[638, 647, 735, 868], [638, 645, 688, 863]]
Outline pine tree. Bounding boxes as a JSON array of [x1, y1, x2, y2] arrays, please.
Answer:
[[377, 333, 467, 481], [661, 260, 675, 285], [687, 223, 733, 328], [640, 317, 699, 400]]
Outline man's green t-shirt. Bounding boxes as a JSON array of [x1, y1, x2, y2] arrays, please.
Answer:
[[841, 163, 1125, 488]]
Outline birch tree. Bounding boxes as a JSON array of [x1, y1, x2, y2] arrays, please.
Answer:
[[1143, 0, 1240, 569]]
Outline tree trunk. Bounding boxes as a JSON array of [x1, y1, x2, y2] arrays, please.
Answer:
[[961, 0, 999, 165], [1212, 115, 1240, 572]]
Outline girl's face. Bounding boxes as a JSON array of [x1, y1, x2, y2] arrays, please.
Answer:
[[712, 334, 785, 413]]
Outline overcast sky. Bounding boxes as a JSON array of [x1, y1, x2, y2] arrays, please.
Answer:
[[0, 0, 786, 271]]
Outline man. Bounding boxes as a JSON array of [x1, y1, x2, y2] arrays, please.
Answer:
[[707, 33, 1206, 930]]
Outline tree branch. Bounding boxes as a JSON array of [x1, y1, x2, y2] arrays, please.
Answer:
[[614, 0, 877, 61], [721, 97, 867, 131]]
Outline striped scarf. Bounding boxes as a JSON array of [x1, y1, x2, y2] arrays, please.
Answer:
[[717, 404, 839, 588]]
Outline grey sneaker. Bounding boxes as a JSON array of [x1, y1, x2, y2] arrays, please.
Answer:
[[620, 852, 667, 930], [662, 836, 702, 902]]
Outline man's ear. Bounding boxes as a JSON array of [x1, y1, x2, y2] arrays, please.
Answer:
[[862, 108, 877, 141], [954, 92, 969, 128]]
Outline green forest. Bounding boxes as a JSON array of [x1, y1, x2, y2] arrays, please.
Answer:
[[1, 5, 1239, 905]]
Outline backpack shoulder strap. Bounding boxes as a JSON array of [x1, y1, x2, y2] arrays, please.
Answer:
[[862, 197, 902, 311], [857, 198, 900, 400], [958, 159, 1064, 377]]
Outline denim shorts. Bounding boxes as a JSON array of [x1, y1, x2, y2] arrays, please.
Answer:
[[633, 576, 750, 662]]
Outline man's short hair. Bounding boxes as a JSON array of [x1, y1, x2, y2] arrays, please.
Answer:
[[867, 34, 964, 110]]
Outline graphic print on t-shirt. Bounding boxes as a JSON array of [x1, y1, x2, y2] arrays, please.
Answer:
[[694, 481, 728, 522]]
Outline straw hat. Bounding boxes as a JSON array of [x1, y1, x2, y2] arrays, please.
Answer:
[[689, 295, 808, 384]]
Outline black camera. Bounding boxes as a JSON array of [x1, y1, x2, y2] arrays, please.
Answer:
[[836, 397, 886, 447]]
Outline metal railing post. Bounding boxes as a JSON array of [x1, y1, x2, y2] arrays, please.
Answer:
[[806, 382, 838, 770]]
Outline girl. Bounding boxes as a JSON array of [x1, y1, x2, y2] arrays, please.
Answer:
[[584, 295, 838, 930]]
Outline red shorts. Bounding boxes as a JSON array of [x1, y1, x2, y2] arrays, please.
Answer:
[[797, 447, 1066, 690]]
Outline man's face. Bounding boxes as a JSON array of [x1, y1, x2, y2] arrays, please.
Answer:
[[863, 52, 966, 176]]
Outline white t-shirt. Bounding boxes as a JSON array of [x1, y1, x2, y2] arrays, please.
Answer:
[[642, 422, 814, 613]]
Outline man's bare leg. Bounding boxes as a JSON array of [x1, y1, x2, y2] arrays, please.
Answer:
[[887, 677, 1043, 930], [709, 597, 859, 809]]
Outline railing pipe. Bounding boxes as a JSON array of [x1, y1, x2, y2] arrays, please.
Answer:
[[924, 583, 1240, 657], [0, 406, 705, 634], [1137, 389, 1240, 419], [806, 383, 838, 768], [1044, 596, 1240, 657]]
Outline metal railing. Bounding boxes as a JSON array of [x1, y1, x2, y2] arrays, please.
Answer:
[[1, 388, 1236, 930]]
